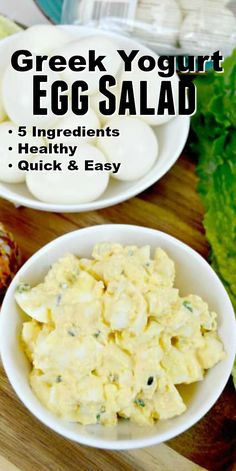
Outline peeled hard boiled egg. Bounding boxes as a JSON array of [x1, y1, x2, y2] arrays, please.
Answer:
[[97, 116, 158, 181], [58, 36, 122, 95], [2, 61, 60, 127], [0, 122, 44, 183], [26, 145, 109, 204], [48, 108, 100, 145], [11, 25, 71, 56]]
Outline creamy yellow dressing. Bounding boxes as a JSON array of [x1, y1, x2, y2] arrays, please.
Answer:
[[16, 243, 225, 426]]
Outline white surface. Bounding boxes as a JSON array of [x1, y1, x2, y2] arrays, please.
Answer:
[[0, 0, 49, 25], [0, 225, 235, 449], [0, 25, 190, 213]]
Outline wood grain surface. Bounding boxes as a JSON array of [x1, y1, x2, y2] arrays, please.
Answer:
[[0, 153, 235, 471]]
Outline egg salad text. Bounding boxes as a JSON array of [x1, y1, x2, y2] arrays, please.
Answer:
[[16, 243, 225, 426]]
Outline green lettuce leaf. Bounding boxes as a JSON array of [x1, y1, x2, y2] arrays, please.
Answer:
[[191, 49, 236, 387], [204, 161, 236, 309]]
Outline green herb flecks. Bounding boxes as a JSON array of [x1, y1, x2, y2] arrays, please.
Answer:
[[68, 329, 76, 337], [96, 406, 106, 421], [16, 282, 31, 294], [183, 301, 193, 312], [94, 330, 101, 338], [134, 398, 145, 408]]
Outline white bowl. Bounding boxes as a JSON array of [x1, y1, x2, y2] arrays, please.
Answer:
[[0, 225, 235, 450], [0, 26, 190, 212]]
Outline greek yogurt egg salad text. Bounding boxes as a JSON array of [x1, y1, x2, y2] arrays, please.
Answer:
[[0, 25, 172, 205], [15, 243, 225, 426]]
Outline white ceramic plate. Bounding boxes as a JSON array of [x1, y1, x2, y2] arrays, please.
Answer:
[[0, 225, 235, 450], [0, 26, 190, 212]]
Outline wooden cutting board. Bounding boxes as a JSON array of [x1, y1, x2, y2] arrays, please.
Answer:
[[0, 153, 235, 471]]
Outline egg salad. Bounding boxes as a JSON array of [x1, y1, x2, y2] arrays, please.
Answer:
[[15, 243, 225, 426]]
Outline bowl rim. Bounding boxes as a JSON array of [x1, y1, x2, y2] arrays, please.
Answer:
[[0, 25, 190, 213], [1, 224, 235, 450]]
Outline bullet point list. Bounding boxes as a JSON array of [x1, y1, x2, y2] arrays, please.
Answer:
[[8, 130, 12, 134], [8, 163, 12, 168], [9, 147, 13, 151]]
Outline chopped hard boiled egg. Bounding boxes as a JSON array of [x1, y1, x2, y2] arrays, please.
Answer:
[[16, 282, 51, 322], [16, 243, 225, 426]]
